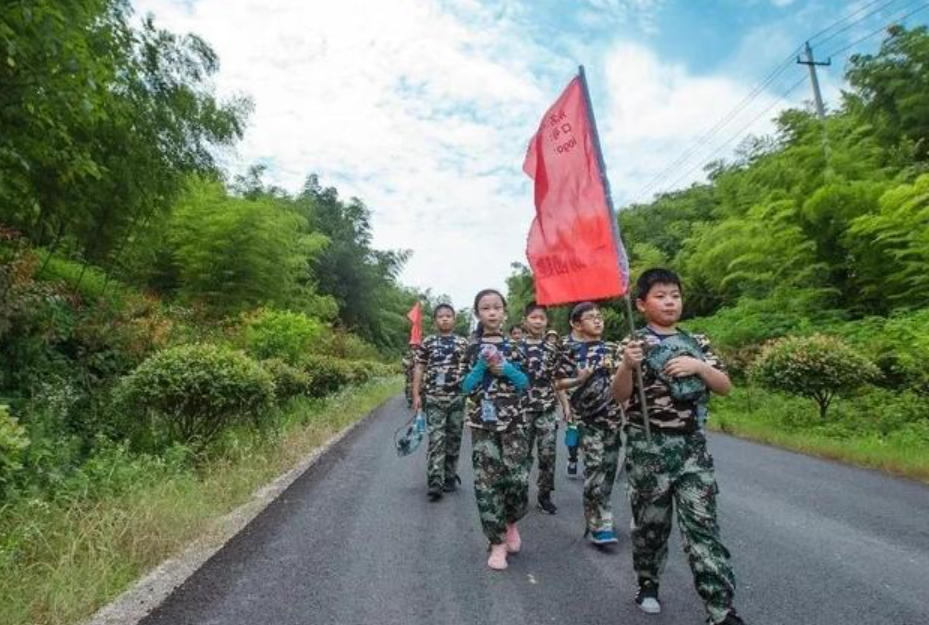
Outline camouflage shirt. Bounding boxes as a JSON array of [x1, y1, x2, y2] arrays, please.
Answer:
[[555, 337, 623, 430], [414, 334, 470, 405], [520, 338, 561, 413], [463, 336, 528, 432], [620, 329, 726, 433]]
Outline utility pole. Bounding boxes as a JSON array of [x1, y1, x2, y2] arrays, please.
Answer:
[[798, 41, 832, 169]]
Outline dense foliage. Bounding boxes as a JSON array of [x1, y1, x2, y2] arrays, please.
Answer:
[[0, 3, 416, 506]]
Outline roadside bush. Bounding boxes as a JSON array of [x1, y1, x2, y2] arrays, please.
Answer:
[[311, 329, 381, 360], [260, 358, 314, 402], [750, 334, 880, 419], [239, 308, 323, 365], [300, 354, 352, 397], [0, 405, 29, 495], [115, 344, 276, 450], [824, 309, 929, 395]]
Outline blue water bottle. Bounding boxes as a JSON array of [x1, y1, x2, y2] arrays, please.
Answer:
[[414, 410, 426, 434], [564, 422, 580, 448]]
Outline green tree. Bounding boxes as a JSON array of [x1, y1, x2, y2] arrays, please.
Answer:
[[164, 178, 331, 315], [0, 1, 250, 267], [845, 25, 929, 161], [750, 334, 879, 419], [301, 175, 413, 349], [846, 174, 929, 309]]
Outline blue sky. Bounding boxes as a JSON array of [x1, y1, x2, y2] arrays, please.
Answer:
[[134, 0, 929, 308]]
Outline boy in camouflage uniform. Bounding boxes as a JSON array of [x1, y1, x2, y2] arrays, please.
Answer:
[[555, 301, 624, 545], [612, 268, 746, 625], [403, 348, 415, 408], [462, 289, 530, 571], [520, 302, 562, 514], [412, 304, 470, 500]]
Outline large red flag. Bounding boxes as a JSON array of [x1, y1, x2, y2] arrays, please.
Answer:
[[523, 74, 629, 305], [407, 301, 423, 345]]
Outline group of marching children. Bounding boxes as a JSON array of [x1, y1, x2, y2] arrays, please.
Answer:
[[408, 269, 747, 625]]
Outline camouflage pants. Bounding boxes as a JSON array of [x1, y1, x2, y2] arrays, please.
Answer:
[[425, 400, 464, 489], [524, 409, 557, 495], [625, 427, 735, 624], [471, 426, 530, 544], [581, 425, 622, 533]]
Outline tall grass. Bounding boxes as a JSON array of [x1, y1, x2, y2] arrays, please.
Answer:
[[709, 386, 929, 483], [0, 378, 401, 625]]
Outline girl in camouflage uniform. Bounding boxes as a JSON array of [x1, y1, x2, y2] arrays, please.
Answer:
[[555, 302, 624, 545], [411, 304, 470, 500], [461, 289, 530, 571], [612, 268, 746, 625]]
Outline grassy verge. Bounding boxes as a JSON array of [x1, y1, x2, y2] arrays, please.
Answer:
[[0, 377, 401, 625], [708, 386, 929, 484]]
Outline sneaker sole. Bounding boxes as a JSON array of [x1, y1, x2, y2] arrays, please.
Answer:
[[636, 601, 661, 615], [589, 536, 619, 545]]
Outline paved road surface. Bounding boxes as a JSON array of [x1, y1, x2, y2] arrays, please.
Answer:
[[141, 396, 929, 625]]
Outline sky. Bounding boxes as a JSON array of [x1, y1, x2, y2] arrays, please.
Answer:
[[133, 0, 929, 309]]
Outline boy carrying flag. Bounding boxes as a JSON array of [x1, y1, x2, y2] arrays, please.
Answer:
[[612, 268, 747, 625]]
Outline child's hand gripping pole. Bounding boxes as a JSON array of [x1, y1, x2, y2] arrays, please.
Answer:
[[623, 295, 652, 444]]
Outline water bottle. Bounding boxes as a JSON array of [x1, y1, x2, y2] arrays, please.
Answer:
[[564, 422, 580, 448], [414, 410, 426, 434]]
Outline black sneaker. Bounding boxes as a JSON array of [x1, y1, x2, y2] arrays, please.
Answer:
[[713, 611, 746, 625], [566, 461, 578, 478], [635, 579, 661, 615], [427, 485, 443, 501], [442, 475, 461, 493], [537, 493, 558, 514]]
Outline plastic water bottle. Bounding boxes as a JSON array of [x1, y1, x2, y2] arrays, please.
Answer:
[[564, 422, 580, 448], [414, 410, 426, 434]]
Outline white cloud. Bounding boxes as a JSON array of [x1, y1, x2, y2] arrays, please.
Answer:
[[598, 42, 803, 206], [134, 0, 569, 309], [132, 0, 803, 310]]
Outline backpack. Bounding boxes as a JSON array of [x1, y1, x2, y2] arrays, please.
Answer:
[[642, 329, 708, 403], [569, 367, 614, 420], [567, 342, 615, 420]]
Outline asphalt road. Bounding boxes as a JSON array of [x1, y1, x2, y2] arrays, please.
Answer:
[[141, 396, 929, 625]]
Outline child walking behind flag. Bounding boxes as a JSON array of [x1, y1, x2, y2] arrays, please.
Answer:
[[462, 289, 531, 571], [412, 304, 469, 500], [612, 268, 746, 625], [520, 302, 562, 514], [555, 302, 624, 545]]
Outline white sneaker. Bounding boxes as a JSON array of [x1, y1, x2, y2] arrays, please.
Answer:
[[635, 579, 661, 614]]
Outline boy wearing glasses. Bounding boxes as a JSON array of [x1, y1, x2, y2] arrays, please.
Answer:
[[555, 302, 624, 545]]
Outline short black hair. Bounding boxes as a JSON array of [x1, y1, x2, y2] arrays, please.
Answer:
[[508, 324, 523, 335], [636, 268, 683, 301], [569, 301, 599, 324], [433, 303, 455, 319], [523, 301, 546, 317]]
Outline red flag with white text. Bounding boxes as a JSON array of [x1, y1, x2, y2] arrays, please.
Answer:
[[523, 75, 629, 305], [407, 301, 423, 345]]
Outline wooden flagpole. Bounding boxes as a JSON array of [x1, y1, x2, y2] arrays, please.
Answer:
[[577, 64, 652, 443]]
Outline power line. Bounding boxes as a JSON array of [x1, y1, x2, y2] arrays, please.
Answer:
[[825, 1, 929, 58], [630, 0, 929, 204], [807, 0, 903, 42], [632, 49, 800, 200], [650, 75, 808, 199], [811, 0, 917, 47]]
